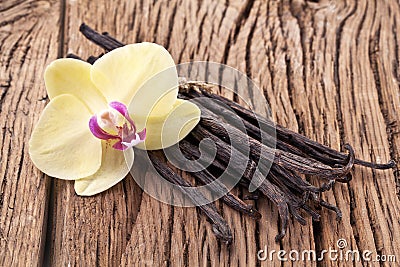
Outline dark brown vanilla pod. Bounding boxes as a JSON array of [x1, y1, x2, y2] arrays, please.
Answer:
[[188, 84, 395, 170], [76, 23, 396, 243], [147, 151, 233, 244], [190, 122, 342, 239], [165, 141, 262, 220], [198, 110, 355, 180], [189, 125, 316, 240], [80, 23, 124, 51]]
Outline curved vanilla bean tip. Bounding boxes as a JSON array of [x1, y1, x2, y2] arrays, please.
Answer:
[[212, 224, 233, 245], [331, 144, 355, 183], [340, 143, 355, 175], [319, 199, 343, 221], [319, 180, 335, 192], [275, 204, 289, 242], [246, 205, 262, 220], [341, 144, 395, 170], [288, 206, 307, 226], [387, 160, 396, 168], [355, 158, 396, 169], [301, 204, 321, 221]]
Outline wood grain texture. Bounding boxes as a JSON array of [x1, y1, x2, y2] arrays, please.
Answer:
[[1, 0, 400, 266], [0, 0, 60, 266]]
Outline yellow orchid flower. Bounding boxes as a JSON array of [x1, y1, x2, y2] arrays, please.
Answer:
[[29, 43, 201, 196]]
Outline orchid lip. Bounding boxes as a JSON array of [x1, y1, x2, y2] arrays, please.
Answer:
[[89, 101, 146, 150]]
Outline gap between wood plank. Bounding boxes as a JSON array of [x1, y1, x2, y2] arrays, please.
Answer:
[[41, 0, 67, 266]]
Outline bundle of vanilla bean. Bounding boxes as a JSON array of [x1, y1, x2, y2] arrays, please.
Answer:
[[70, 24, 395, 245]]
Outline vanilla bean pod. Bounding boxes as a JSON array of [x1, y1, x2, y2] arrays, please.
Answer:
[[191, 124, 342, 238], [188, 101, 348, 231], [183, 89, 355, 179], [179, 90, 355, 180], [165, 141, 262, 220], [80, 23, 124, 51], [196, 105, 355, 180], [147, 151, 233, 244], [181, 89, 315, 161], [191, 125, 326, 209], [195, 104, 354, 218], [190, 125, 323, 240], [191, 85, 395, 170], [187, 122, 325, 196]]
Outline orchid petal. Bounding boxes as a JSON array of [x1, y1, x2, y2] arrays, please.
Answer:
[[91, 43, 178, 116], [128, 64, 178, 117], [109, 101, 136, 132], [74, 142, 134, 196], [112, 141, 125, 151], [88, 115, 119, 140], [109, 101, 129, 117], [121, 137, 143, 148], [115, 130, 146, 151], [45, 59, 107, 113], [29, 94, 102, 180], [134, 99, 201, 150], [137, 128, 146, 141]]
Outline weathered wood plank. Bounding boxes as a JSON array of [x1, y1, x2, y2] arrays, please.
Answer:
[[0, 0, 60, 266], [262, 0, 400, 266]]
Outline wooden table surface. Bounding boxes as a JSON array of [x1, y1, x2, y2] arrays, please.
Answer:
[[1, 0, 400, 266]]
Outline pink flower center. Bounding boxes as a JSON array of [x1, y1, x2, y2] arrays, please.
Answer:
[[89, 101, 146, 151]]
